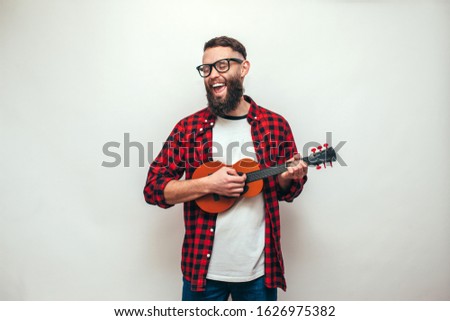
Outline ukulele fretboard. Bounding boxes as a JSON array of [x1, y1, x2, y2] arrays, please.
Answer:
[[245, 164, 287, 183], [244, 156, 309, 183]]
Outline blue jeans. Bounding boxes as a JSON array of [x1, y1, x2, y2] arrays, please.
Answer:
[[182, 276, 277, 301]]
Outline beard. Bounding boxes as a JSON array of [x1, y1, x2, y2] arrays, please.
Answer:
[[205, 74, 244, 117]]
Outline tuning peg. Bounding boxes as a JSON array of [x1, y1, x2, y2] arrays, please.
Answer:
[[323, 143, 329, 148], [317, 145, 323, 151], [311, 148, 316, 154], [329, 161, 333, 167], [316, 165, 321, 170]]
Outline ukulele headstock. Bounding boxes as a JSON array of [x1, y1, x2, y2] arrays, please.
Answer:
[[306, 144, 337, 170]]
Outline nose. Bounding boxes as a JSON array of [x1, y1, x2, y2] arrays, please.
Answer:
[[208, 66, 220, 79]]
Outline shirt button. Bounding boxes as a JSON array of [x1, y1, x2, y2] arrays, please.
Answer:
[[207, 253, 211, 258], [204, 119, 208, 123], [210, 122, 214, 126], [199, 128, 203, 131], [210, 228, 214, 233]]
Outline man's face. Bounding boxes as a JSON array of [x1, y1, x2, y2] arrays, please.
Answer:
[[202, 46, 247, 116]]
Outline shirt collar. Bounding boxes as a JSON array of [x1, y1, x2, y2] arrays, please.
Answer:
[[244, 95, 262, 125]]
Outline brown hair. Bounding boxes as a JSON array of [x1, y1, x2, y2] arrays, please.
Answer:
[[203, 36, 247, 59]]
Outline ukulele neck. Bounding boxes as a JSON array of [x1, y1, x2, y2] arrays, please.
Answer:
[[245, 157, 308, 183]]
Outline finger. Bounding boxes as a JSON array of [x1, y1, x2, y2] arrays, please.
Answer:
[[292, 167, 306, 179], [232, 173, 247, 183], [293, 169, 303, 178], [294, 163, 308, 176], [226, 168, 238, 176], [234, 172, 247, 182], [227, 186, 244, 194], [226, 188, 244, 197], [231, 187, 244, 194], [302, 164, 308, 175]]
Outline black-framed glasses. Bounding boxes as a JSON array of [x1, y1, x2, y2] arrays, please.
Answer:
[[196, 58, 244, 78]]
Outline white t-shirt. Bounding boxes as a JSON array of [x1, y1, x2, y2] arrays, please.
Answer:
[[206, 115, 265, 282]]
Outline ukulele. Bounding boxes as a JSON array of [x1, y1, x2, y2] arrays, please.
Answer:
[[192, 144, 337, 213]]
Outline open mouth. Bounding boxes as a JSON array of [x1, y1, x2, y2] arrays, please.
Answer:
[[211, 83, 226, 94]]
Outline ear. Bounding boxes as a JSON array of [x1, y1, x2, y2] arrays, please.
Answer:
[[240, 60, 250, 78]]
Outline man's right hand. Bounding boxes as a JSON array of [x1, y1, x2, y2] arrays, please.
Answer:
[[164, 167, 247, 205], [205, 167, 247, 198]]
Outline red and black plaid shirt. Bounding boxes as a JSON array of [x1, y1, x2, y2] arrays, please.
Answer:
[[144, 95, 306, 291]]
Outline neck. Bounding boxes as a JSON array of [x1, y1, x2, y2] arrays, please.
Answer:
[[225, 96, 250, 117]]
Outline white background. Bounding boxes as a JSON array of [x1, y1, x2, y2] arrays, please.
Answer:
[[1, 0, 449, 300]]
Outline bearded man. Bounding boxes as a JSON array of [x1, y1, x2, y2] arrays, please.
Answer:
[[144, 36, 308, 301]]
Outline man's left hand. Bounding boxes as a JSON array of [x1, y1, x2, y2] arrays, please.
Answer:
[[279, 153, 308, 180]]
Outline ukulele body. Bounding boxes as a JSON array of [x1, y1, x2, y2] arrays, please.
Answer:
[[192, 158, 264, 214]]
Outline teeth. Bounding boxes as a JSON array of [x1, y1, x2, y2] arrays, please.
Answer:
[[212, 83, 225, 88]]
